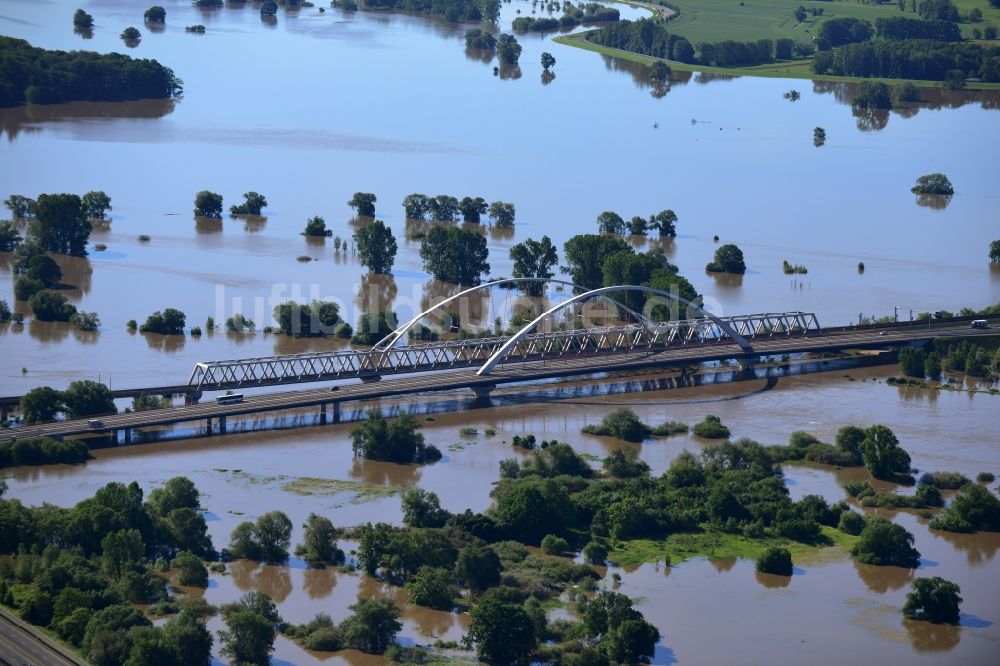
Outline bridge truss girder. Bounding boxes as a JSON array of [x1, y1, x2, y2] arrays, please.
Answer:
[[186, 311, 819, 392]]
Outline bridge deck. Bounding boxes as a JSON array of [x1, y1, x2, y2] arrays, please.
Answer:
[[1, 320, 994, 443]]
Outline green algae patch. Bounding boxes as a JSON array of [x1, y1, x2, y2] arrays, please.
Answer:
[[280, 476, 399, 503], [609, 526, 858, 567]]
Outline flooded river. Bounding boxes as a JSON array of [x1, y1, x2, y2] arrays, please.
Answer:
[[1, 0, 999, 664], [1, 0, 999, 394], [5, 364, 1000, 664]]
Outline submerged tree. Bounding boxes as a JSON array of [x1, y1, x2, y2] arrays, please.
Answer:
[[295, 513, 345, 566], [488, 201, 515, 227], [229, 192, 267, 216], [193, 191, 223, 218], [497, 34, 522, 65], [144, 6, 166, 23], [73, 9, 95, 29], [911, 173, 954, 196], [706, 243, 746, 274], [218, 592, 282, 666], [419, 226, 489, 285], [351, 410, 440, 464], [82, 191, 112, 220], [31, 193, 91, 256], [596, 211, 625, 235], [459, 196, 488, 223], [354, 220, 397, 274], [347, 192, 377, 217], [903, 577, 962, 624], [851, 516, 920, 567], [859, 424, 911, 480], [510, 236, 558, 297]]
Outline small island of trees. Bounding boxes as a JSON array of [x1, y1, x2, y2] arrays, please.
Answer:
[[911, 173, 954, 196], [144, 6, 166, 23], [0, 37, 182, 107], [73, 9, 94, 29], [706, 243, 747, 274]]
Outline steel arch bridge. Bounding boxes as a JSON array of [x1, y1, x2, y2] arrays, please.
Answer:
[[186, 281, 819, 391]]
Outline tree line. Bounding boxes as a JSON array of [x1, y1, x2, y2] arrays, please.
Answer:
[[361, 0, 500, 22], [403, 193, 514, 225], [814, 39, 1000, 82], [589, 12, 1000, 82], [587, 19, 816, 67], [0, 36, 182, 107], [512, 2, 620, 33], [0, 477, 215, 664]]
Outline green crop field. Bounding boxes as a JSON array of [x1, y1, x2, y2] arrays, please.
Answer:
[[658, 0, 999, 44]]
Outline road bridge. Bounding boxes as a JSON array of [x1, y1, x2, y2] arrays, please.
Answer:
[[1, 315, 994, 445]]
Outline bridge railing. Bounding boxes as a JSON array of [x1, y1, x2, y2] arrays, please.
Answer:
[[186, 312, 819, 391]]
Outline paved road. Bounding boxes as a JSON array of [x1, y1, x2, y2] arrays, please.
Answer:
[[2, 320, 994, 444], [0, 608, 82, 666]]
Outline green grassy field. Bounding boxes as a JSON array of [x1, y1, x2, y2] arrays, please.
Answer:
[[554, 31, 1000, 88], [661, 0, 1000, 43], [607, 526, 860, 567]]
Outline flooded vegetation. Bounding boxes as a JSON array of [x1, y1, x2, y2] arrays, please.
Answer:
[[1, 0, 999, 664]]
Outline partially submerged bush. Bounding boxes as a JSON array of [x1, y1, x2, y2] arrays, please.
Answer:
[[692, 415, 730, 439]]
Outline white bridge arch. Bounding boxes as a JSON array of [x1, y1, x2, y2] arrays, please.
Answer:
[[373, 277, 658, 351], [476, 284, 753, 376]]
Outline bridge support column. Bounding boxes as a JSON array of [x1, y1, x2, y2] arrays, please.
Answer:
[[319, 403, 328, 425], [219, 415, 227, 434], [120, 428, 132, 445], [185, 391, 202, 405], [332, 402, 341, 424], [471, 384, 496, 401], [206, 417, 213, 436]]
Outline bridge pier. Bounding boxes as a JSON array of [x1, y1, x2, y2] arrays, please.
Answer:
[[333, 402, 341, 424], [219, 415, 227, 434], [118, 428, 132, 445], [185, 391, 202, 405], [206, 417, 213, 436], [471, 384, 496, 401]]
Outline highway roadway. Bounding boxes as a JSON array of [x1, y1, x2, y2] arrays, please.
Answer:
[[1, 319, 995, 444], [0, 608, 83, 666]]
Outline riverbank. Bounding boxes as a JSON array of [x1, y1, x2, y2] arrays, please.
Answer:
[[554, 30, 1000, 90]]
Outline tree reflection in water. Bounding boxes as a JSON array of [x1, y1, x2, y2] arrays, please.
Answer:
[[853, 559, 914, 594], [755, 570, 792, 589], [229, 560, 293, 604], [302, 565, 338, 599], [903, 617, 961, 653], [0, 98, 176, 141], [916, 194, 952, 211], [710, 556, 737, 573]]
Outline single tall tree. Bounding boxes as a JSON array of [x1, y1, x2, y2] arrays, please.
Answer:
[[510, 236, 558, 297], [354, 220, 398, 274]]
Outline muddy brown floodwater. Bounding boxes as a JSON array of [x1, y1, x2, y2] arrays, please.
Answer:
[[5, 365, 999, 664], [1, 0, 999, 663], [0, 0, 999, 394]]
